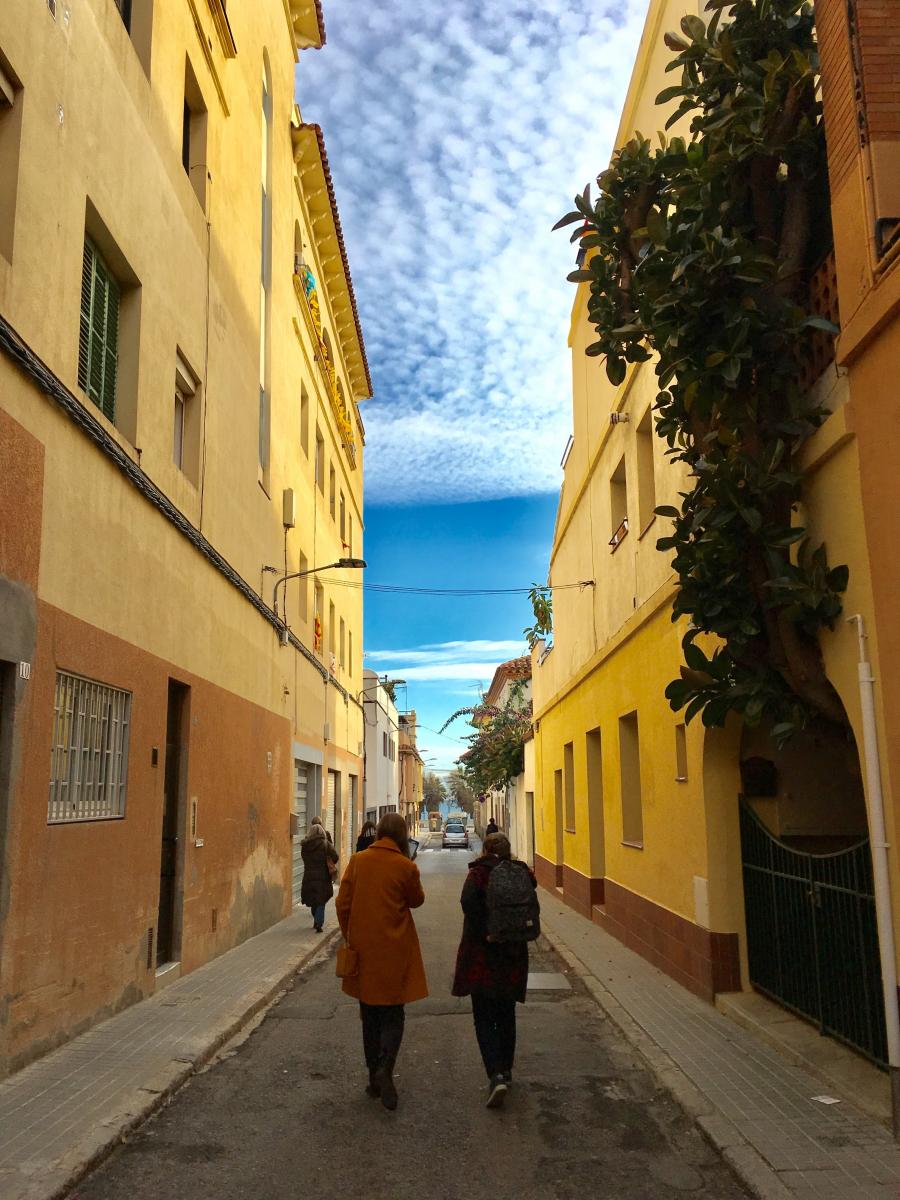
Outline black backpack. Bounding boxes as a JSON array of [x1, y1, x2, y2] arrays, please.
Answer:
[[486, 860, 541, 943]]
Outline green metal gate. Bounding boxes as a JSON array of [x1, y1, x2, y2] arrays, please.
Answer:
[[740, 801, 887, 1067]]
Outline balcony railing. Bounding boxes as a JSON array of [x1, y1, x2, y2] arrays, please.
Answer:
[[797, 249, 839, 394], [293, 261, 358, 469], [609, 516, 629, 551]]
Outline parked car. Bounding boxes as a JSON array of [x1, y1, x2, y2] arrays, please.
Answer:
[[442, 821, 469, 850]]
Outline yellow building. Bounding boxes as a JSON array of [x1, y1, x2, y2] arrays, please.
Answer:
[[398, 711, 423, 833], [532, 0, 897, 1072], [0, 0, 369, 1074]]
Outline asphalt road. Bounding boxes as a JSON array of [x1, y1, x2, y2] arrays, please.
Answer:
[[70, 834, 748, 1200]]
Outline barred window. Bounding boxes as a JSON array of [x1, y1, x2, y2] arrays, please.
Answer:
[[49, 672, 131, 823]]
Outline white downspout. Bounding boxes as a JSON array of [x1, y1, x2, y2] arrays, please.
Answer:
[[848, 614, 900, 1136]]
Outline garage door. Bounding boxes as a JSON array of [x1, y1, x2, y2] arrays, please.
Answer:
[[326, 769, 337, 841], [292, 761, 310, 906]]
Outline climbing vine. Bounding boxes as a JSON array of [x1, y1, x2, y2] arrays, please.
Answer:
[[440, 683, 533, 794], [556, 0, 848, 742], [524, 584, 553, 651]]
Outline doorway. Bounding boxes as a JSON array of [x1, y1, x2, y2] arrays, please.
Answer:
[[158, 680, 189, 968], [738, 717, 886, 1065]]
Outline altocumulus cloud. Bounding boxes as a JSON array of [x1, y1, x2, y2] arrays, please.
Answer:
[[299, 0, 649, 505], [365, 638, 527, 681]]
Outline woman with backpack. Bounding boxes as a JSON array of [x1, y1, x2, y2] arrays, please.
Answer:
[[451, 832, 539, 1108]]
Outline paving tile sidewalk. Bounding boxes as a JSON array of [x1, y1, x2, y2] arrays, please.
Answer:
[[0, 908, 338, 1200], [540, 893, 900, 1200]]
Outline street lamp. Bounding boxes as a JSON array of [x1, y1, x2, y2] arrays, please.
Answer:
[[272, 556, 367, 636]]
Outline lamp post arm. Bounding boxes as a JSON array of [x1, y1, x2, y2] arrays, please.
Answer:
[[272, 561, 339, 621]]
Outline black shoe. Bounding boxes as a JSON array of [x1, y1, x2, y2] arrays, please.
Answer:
[[486, 1074, 507, 1109], [314, 925, 323, 933], [365, 1071, 381, 1099], [376, 1065, 398, 1111]]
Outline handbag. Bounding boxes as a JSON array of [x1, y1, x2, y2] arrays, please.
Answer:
[[327, 856, 339, 881], [335, 941, 359, 978]]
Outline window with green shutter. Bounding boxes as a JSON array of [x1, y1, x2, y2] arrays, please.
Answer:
[[77, 238, 120, 423]]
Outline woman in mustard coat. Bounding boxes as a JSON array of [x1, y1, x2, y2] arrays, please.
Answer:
[[335, 812, 427, 1111]]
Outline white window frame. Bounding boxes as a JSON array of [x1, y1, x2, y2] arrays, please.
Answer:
[[174, 351, 197, 472], [49, 671, 132, 823]]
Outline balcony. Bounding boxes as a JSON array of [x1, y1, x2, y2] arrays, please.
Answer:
[[797, 250, 839, 395]]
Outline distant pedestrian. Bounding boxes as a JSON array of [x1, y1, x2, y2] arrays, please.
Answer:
[[355, 820, 377, 853], [485, 817, 499, 836], [452, 832, 539, 1108], [300, 816, 338, 933], [335, 812, 427, 1111]]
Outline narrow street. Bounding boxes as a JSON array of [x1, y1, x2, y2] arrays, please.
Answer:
[[70, 837, 748, 1200]]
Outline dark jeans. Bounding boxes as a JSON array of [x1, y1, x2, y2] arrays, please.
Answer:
[[309, 904, 325, 928], [471, 993, 517, 1079], [360, 1002, 405, 1073]]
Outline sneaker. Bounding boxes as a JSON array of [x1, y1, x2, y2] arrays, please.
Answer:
[[486, 1074, 507, 1109]]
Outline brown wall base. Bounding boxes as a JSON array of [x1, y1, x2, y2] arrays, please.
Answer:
[[533, 853, 560, 891], [562, 863, 605, 919], [591, 879, 740, 1003]]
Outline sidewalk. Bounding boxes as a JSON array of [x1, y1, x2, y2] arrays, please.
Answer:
[[540, 893, 900, 1200], [0, 908, 338, 1200]]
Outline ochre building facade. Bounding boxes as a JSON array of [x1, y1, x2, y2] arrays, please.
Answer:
[[0, 0, 369, 1073], [532, 0, 899, 1074]]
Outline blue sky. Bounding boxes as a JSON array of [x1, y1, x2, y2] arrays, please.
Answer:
[[298, 1, 648, 769]]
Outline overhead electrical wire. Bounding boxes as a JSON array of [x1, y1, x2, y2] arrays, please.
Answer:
[[325, 579, 593, 596]]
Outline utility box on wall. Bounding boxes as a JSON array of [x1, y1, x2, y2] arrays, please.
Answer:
[[282, 488, 296, 528]]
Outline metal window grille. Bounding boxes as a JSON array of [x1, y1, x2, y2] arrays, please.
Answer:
[[48, 671, 131, 823]]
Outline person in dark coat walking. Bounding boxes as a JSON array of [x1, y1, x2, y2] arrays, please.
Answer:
[[452, 832, 536, 1108], [300, 816, 338, 932], [355, 820, 377, 853], [485, 817, 499, 836]]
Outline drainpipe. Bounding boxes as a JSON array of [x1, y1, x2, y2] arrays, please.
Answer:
[[848, 614, 900, 1137]]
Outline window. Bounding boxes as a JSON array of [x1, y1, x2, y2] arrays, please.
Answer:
[[0, 49, 23, 264], [619, 711, 643, 847], [348, 629, 353, 677], [182, 58, 208, 211], [328, 600, 335, 655], [300, 384, 309, 456], [586, 727, 605, 877], [296, 550, 309, 622], [675, 723, 688, 783], [48, 671, 131, 823], [339, 491, 346, 543], [563, 741, 575, 832], [636, 408, 656, 532], [173, 350, 200, 483], [113, 1, 152, 75], [329, 464, 336, 519], [339, 616, 345, 669], [258, 59, 273, 486], [348, 514, 353, 557], [314, 582, 324, 651], [383, 732, 388, 757], [315, 427, 325, 493], [78, 238, 121, 423], [610, 455, 628, 550]]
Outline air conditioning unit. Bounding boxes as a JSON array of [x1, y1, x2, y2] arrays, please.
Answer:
[[610, 412, 630, 425]]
